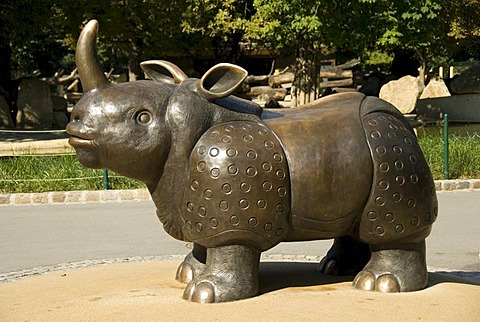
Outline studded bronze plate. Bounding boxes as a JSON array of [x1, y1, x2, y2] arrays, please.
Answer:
[[360, 112, 438, 243], [181, 121, 290, 250]]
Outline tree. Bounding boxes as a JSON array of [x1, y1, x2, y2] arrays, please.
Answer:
[[57, 1, 189, 81], [1, 1, 201, 82], [243, 1, 387, 103], [246, 0, 480, 81], [0, 0, 56, 80], [247, 1, 449, 85], [181, 0, 255, 64], [444, 0, 480, 60], [2, 0, 479, 85], [366, 0, 445, 81]]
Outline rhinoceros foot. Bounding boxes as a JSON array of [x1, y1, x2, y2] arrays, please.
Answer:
[[353, 241, 427, 292], [182, 244, 260, 303], [176, 245, 207, 284], [318, 236, 371, 276]]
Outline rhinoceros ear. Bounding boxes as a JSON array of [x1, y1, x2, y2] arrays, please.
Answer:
[[140, 60, 188, 84], [198, 63, 248, 101]]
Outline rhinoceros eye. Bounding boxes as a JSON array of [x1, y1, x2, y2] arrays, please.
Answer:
[[136, 111, 152, 125]]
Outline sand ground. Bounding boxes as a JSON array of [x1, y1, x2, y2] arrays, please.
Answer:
[[1, 260, 479, 321]]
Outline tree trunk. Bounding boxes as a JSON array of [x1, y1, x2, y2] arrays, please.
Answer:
[[292, 47, 323, 107], [0, 37, 12, 81], [128, 53, 142, 82], [416, 48, 427, 86], [128, 41, 143, 82]]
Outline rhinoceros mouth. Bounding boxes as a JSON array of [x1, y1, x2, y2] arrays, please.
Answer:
[[68, 136, 98, 148]]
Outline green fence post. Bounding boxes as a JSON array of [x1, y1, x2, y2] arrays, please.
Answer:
[[443, 114, 449, 180], [103, 169, 109, 190]]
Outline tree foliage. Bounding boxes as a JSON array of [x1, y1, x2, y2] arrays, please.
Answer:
[[2, 1, 193, 80], [444, 0, 480, 59], [56, 1, 190, 79], [245, 1, 450, 65], [0, 0, 58, 78], [1, 0, 480, 82], [181, 0, 255, 63], [246, 1, 379, 54], [182, 0, 253, 38]]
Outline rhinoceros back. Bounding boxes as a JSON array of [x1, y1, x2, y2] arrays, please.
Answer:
[[181, 121, 290, 251], [359, 96, 438, 243]]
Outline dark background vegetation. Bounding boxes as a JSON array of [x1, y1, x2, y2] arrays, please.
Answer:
[[1, 1, 480, 193], [1, 0, 479, 82]]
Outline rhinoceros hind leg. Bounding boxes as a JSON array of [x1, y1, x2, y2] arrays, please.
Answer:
[[176, 243, 206, 284], [318, 236, 371, 276], [183, 244, 260, 303], [353, 241, 427, 292]]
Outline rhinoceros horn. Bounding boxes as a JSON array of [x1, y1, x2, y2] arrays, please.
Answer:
[[76, 20, 109, 91]]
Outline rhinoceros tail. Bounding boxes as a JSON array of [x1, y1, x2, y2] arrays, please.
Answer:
[[358, 97, 438, 244]]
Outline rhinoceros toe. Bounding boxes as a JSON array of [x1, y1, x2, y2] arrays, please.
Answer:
[[183, 273, 258, 303], [353, 271, 400, 292], [176, 262, 195, 284], [183, 281, 215, 303], [176, 251, 206, 284], [317, 257, 339, 275]]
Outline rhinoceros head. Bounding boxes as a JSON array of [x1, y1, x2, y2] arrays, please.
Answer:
[[66, 20, 248, 188]]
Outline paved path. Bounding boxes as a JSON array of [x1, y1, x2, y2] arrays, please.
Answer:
[[0, 130, 72, 156], [1, 190, 479, 321], [1, 191, 479, 276]]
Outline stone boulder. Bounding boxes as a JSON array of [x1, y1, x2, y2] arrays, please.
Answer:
[[16, 78, 54, 129], [0, 95, 14, 128], [449, 65, 480, 94], [51, 95, 69, 129], [420, 78, 451, 99], [379, 76, 425, 114]]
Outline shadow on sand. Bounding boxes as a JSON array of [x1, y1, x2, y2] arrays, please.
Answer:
[[258, 261, 352, 294], [428, 271, 480, 287], [258, 261, 480, 295]]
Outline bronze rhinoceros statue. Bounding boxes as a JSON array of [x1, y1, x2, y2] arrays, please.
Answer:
[[66, 20, 438, 303]]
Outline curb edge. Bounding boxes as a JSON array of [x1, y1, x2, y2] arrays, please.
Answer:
[[1, 180, 480, 206]]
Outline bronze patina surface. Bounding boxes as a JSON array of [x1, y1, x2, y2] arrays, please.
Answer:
[[67, 20, 438, 303]]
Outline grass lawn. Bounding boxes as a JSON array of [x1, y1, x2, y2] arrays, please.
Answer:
[[0, 154, 144, 193], [418, 131, 480, 180]]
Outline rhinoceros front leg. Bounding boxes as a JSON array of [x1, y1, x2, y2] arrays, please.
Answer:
[[176, 243, 206, 284], [353, 241, 427, 292], [183, 244, 260, 303], [318, 236, 371, 276]]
